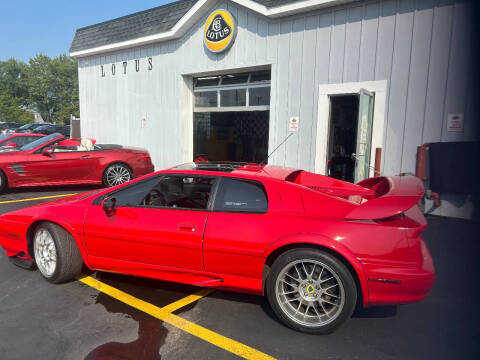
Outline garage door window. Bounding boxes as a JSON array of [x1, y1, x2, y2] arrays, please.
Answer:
[[214, 178, 268, 213], [194, 70, 270, 112]]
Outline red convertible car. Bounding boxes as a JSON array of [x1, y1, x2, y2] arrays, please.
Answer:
[[0, 162, 434, 333], [0, 133, 154, 193]]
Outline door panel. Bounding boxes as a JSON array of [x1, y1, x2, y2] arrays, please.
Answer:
[[24, 152, 98, 184], [203, 212, 280, 279], [203, 177, 279, 279], [354, 89, 375, 182], [84, 205, 207, 270]]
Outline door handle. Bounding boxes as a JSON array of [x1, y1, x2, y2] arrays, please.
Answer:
[[178, 225, 196, 232], [80, 155, 91, 159]]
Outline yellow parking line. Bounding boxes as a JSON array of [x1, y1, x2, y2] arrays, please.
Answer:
[[78, 275, 276, 360], [0, 193, 77, 204], [161, 287, 215, 313]]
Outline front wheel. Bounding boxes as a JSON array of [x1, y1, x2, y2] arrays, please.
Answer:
[[102, 163, 132, 187], [266, 248, 357, 334], [33, 222, 83, 283]]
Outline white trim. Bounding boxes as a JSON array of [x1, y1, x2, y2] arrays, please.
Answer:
[[180, 75, 194, 163], [70, 0, 360, 58], [315, 80, 387, 177]]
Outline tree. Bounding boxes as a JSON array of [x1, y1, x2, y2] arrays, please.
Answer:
[[0, 58, 33, 123], [25, 54, 79, 124]]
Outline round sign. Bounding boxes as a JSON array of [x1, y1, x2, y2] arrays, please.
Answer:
[[203, 9, 237, 53]]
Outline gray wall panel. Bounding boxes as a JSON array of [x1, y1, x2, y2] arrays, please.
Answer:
[[401, 0, 434, 173], [329, 9, 347, 83], [358, 2, 379, 81], [384, 0, 414, 176], [442, 1, 471, 142], [272, 19, 292, 166], [422, 2, 453, 143], [343, 6, 363, 82], [284, 18, 304, 168], [299, 15, 318, 171]]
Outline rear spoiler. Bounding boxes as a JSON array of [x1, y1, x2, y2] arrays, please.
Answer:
[[345, 176, 424, 220]]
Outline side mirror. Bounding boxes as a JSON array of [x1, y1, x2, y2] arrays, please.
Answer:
[[6, 142, 16, 148], [42, 147, 54, 156], [102, 197, 117, 215]]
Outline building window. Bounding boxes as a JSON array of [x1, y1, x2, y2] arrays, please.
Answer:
[[220, 89, 246, 107], [194, 70, 270, 112], [195, 91, 217, 107], [249, 87, 270, 106]]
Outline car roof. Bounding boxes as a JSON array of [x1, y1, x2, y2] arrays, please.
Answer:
[[170, 162, 298, 181]]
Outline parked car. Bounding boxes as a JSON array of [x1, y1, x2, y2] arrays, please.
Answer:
[[56, 125, 71, 137], [0, 133, 154, 192], [15, 123, 48, 133], [0, 162, 435, 334], [31, 124, 71, 137], [0, 122, 22, 133], [0, 133, 45, 152], [30, 124, 55, 134]]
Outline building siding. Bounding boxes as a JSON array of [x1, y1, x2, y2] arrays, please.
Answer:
[[78, 0, 475, 215]]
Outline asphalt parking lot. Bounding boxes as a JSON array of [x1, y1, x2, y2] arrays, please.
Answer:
[[0, 187, 479, 360]]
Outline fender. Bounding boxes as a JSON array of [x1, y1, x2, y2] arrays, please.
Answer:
[[28, 210, 92, 269], [264, 232, 369, 307]]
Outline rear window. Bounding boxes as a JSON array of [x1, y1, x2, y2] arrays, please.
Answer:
[[214, 178, 268, 213]]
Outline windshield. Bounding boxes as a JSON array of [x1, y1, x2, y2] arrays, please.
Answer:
[[17, 123, 34, 130], [0, 134, 11, 140], [20, 133, 62, 151]]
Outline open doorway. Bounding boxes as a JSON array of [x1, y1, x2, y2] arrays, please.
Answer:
[[327, 89, 375, 183], [327, 95, 358, 183], [193, 111, 269, 163]]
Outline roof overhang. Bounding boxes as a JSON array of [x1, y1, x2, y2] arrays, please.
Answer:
[[70, 0, 360, 58]]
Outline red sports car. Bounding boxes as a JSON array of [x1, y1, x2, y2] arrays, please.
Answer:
[[0, 133, 44, 151], [0, 133, 154, 193], [0, 162, 434, 333]]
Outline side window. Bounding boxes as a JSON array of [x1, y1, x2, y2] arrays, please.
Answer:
[[16, 137, 32, 147], [109, 176, 160, 207], [214, 178, 268, 213], [6, 137, 20, 145], [140, 175, 215, 210]]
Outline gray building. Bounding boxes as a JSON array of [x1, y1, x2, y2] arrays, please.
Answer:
[[70, 0, 476, 218]]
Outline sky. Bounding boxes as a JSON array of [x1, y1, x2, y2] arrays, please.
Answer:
[[0, 0, 172, 62]]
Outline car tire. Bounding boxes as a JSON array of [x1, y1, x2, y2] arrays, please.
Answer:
[[102, 163, 133, 187], [0, 169, 7, 193], [33, 222, 83, 284], [266, 248, 357, 334]]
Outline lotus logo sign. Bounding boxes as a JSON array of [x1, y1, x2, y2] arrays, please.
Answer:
[[204, 9, 237, 53]]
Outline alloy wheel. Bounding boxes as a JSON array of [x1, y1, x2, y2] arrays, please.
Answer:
[[275, 259, 345, 327], [106, 165, 131, 187], [34, 228, 57, 277]]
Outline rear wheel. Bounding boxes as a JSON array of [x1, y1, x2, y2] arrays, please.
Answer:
[[33, 222, 83, 283], [102, 163, 132, 187], [266, 248, 357, 334]]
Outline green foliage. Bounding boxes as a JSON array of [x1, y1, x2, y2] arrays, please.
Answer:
[[0, 54, 79, 125], [0, 58, 33, 123]]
